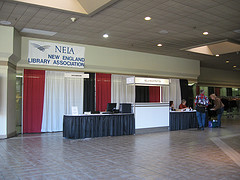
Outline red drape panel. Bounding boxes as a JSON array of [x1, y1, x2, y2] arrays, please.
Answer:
[[215, 87, 220, 96], [196, 85, 200, 95], [149, 86, 160, 102], [96, 73, 111, 111], [23, 69, 45, 133]]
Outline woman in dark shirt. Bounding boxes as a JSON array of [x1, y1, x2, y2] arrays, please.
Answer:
[[210, 94, 224, 127]]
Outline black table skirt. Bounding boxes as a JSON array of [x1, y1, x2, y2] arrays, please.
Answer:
[[170, 111, 208, 131], [63, 114, 135, 139]]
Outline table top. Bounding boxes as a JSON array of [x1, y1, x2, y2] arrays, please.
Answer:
[[64, 113, 134, 117], [170, 110, 196, 113]]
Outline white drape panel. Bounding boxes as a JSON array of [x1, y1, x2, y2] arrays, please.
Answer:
[[41, 71, 83, 132], [161, 86, 169, 103], [111, 75, 135, 108], [65, 77, 83, 114], [169, 79, 181, 109]]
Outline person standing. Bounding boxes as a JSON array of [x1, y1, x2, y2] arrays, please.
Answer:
[[195, 90, 209, 130], [210, 94, 225, 128]]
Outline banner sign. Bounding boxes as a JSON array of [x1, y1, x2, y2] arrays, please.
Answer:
[[127, 77, 169, 85], [28, 40, 85, 68], [64, 72, 89, 78]]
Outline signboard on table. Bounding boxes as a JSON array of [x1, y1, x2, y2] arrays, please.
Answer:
[[72, 106, 79, 115], [28, 40, 85, 68]]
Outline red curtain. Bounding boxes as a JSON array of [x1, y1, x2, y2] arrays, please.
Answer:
[[215, 87, 220, 96], [23, 69, 45, 133], [96, 73, 111, 111], [149, 86, 160, 102], [196, 85, 200, 95]]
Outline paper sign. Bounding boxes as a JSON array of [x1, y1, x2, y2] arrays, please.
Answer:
[[72, 106, 79, 115]]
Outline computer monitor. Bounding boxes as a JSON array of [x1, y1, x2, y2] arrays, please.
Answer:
[[119, 103, 132, 113], [107, 103, 117, 112]]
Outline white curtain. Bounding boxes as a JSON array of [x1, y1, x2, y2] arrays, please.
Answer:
[[65, 77, 83, 114], [111, 75, 135, 108], [161, 86, 169, 103], [41, 71, 83, 132], [169, 79, 181, 109]]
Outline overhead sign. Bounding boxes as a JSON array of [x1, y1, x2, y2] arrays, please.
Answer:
[[28, 40, 85, 68], [127, 77, 169, 85], [64, 72, 89, 78]]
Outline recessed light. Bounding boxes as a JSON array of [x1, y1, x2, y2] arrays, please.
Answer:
[[226, 60, 229, 63], [215, 54, 219, 57], [0, 20, 11, 25], [21, 28, 57, 36], [103, 34, 109, 38], [233, 65, 237, 68], [203, 32, 208, 35], [144, 16, 151, 21], [157, 44, 162, 47], [159, 30, 168, 34]]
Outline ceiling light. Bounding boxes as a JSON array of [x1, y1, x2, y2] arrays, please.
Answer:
[[21, 28, 57, 36], [0, 20, 11, 25], [215, 54, 219, 57], [157, 44, 162, 47], [144, 17, 151, 21], [226, 60, 229, 63], [103, 34, 109, 38], [203, 32, 208, 35], [233, 65, 237, 68], [159, 30, 168, 34], [70, 17, 76, 22]]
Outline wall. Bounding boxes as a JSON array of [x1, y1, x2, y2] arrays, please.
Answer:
[[0, 66, 8, 138], [0, 26, 20, 138], [18, 37, 200, 80], [0, 26, 13, 60], [198, 67, 240, 87], [7, 66, 16, 137]]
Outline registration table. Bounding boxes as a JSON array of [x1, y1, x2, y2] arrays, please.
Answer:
[[169, 111, 197, 131], [169, 111, 208, 131], [63, 113, 135, 139]]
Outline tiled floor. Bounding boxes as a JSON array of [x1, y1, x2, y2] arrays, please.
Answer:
[[1, 116, 240, 180]]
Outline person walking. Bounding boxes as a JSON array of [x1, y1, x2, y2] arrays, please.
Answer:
[[210, 94, 225, 128], [195, 90, 209, 130]]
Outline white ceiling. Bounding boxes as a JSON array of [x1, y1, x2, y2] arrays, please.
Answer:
[[1, 0, 240, 71]]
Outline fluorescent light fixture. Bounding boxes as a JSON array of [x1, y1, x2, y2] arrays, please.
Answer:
[[233, 29, 240, 33], [159, 30, 168, 34], [0, 20, 11, 25], [203, 32, 208, 35], [215, 54, 219, 57], [103, 33, 109, 38], [157, 44, 162, 47], [21, 28, 57, 36], [144, 16, 151, 21]]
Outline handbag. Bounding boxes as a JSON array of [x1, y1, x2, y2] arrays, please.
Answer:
[[216, 108, 221, 114], [196, 104, 205, 113]]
